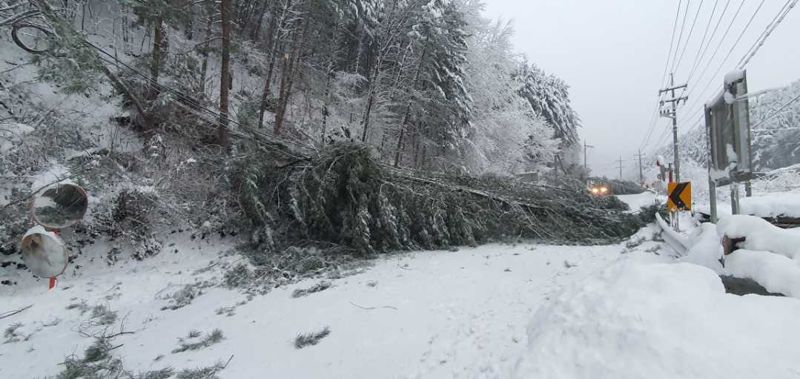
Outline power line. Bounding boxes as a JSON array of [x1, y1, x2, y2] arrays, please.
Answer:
[[673, 0, 705, 74], [687, 0, 728, 82], [660, 0, 685, 91], [639, 101, 663, 151], [85, 40, 241, 128], [683, 1, 797, 134], [736, 0, 798, 69], [682, 0, 767, 126], [670, 0, 693, 74], [641, 1, 686, 152], [685, 0, 746, 92], [81, 40, 312, 158], [701, 0, 766, 80], [750, 92, 800, 130]]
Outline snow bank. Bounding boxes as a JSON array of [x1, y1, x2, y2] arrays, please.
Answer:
[[725, 249, 800, 297], [680, 223, 723, 273], [514, 259, 800, 379], [616, 192, 660, 212], [740, 193, 800, 218], [717, 215, 800, 259]]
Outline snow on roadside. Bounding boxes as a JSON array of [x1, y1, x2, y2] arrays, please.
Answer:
[[718, 215, 800, 260], [699, 192, 800, 219], [679, 223, 724, 273], [725, 250, 800, 298], [514, 258, 800, 379], [5, 214, 800, 378], [741, 193, 800, 218], [616, 192, 661, 213], [0, 241, 627, 378]]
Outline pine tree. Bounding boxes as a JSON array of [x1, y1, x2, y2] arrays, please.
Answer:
[[517, 63, 581, 146]]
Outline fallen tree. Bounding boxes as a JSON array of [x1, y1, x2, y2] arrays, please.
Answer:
[[236, 143, 648, 260]]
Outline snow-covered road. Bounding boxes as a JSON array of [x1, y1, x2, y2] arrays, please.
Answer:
[[5, 222, 800, 379], [0, 238, 635, 378]]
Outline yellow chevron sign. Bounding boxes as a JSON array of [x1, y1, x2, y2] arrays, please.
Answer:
[[667, 182, 692, 212]]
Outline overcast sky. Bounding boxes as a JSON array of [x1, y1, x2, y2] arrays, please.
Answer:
[[480, 0, 800, 178]]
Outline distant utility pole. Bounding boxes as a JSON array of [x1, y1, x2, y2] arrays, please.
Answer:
[[584, 140, 594, 172], [635, 150, 644, 184], [659, 73, 688, 183], [617, 156, 624, 180]]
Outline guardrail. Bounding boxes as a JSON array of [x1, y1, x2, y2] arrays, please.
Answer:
[[654, 213, 691, 256]]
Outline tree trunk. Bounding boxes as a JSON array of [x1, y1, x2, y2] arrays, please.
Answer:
[[149, 16, 163, 100], [257, 0, 288, 129], [360, 60, 384, 142], [274, 18, 307, 135], [360, 85, 376, 142], [219, 0, 232, 147], [199, 4, 213, 95], [393, 113, 407, 167], [250, 0, 270, 41], [184, 2, 194, 40], [320, 62, 334, 144], [394, 42, 428, 167]]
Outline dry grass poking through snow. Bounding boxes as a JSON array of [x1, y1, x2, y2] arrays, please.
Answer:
[[291, 281, 333, 298], [294, 327, 331, 349], [172, 329, 224, 354]]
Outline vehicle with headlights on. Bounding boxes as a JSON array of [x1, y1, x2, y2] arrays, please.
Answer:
[[588, 181, 612, 197]]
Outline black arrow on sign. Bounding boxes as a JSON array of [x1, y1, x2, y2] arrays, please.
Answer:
[[669, 182, 689, 210]]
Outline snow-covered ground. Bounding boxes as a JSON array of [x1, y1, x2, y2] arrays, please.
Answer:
[[616, 191, 661, 212], [1, 232, 658, 378], [515, 257, 800, 379], [697, 191, 800, 219], [5, 220, 800, 378], [4, 187, 800, 378]]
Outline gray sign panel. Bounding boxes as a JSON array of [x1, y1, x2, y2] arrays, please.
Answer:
[[705, 70, 753, 183]]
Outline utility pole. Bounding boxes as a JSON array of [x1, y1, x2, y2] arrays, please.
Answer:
[[659, 73, 688, 183], [616, 156, 624, 180], [583, 140, 594, 173], [635, 150, 644, 185]]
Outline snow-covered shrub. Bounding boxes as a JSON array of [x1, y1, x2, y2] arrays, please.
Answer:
[[222, 264, 255, 289]]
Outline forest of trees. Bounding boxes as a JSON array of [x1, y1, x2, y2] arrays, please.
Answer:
[[19, 0, 581, 175]]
